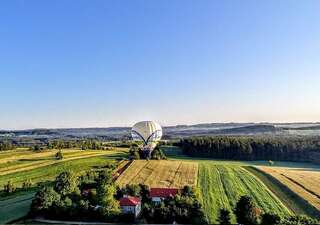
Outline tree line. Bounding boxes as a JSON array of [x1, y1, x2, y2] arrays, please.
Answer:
[[0, 140, 15, 151], [29, 169, 205, 224], [218, 195, 319, 225], [179, 136, 320, 162]]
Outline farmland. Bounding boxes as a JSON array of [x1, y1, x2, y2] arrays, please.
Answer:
[[116, 160, 198, 188], [197, 162, 291, 224], [0, 148, 128, 224], [0, 148, 127, 188], [258, 166, 320, 212]]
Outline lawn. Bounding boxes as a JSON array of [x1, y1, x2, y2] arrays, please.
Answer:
[[116, 160, 198, 188]]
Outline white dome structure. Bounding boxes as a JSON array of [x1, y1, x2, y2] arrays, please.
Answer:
[[131, 121, 162, 146]]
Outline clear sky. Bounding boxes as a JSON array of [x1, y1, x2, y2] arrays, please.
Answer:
[[1, 0, 320, 129]]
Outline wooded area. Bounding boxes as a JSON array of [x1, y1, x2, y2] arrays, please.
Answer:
[[179, 136, 320, 162]]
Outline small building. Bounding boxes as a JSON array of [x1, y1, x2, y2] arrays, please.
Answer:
[[150, 188, 179, 204], [119, 196, 141, 218]]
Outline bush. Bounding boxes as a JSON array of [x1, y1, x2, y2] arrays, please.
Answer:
[[3, 180, 16, 194], [151, 146, 167, 160], [22, 179, 33, 190], [234, 195, 261, 225], [56, 150, 64, 160], [217, 208, 232, 225], [261, 213, 281, 225]]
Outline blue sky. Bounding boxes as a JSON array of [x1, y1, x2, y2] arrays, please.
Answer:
[[1, 0, 320, 129]]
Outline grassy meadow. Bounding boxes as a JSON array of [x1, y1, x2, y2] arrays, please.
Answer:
[[116, 160, 198, 188]]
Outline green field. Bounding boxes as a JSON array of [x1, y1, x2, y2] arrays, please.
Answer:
[[163, 146, 320, 223], [0, 148, 127, 188], [0, 192, 34, 224], [0, 148, 128, 224], [197, 162, 291, 224]]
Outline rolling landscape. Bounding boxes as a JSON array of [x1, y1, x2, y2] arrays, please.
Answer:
[[1, 1, 320, 224], [1, 138, 320, 224]]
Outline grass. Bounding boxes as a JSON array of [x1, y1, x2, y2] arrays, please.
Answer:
[[116, 160, 198, 188], [245, 166, 320, 219], [0, 148, 128, 223], [197, 162, 291, 224], [0, 192, 34, 224], [0, 148, 128, 188], [162, 146, 295, 223], [258, 166, 320, 214]]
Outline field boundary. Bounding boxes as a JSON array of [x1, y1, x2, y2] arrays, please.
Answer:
[[281, 173, 320, 200], [245, 166, 320, 219]]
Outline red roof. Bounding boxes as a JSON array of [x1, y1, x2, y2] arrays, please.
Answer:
[[119, 196, 141, 206], [150, 188, 179, 198]]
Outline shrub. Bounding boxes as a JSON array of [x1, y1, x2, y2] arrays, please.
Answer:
[[3, 180, 16, 194], [56, 150, 64, 160], [217, 208, 232, 225], [234, 195, 261, 225], [22, 179, 33, 190]]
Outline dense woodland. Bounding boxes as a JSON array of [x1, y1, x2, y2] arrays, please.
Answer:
[[179, 136, 320, 162]]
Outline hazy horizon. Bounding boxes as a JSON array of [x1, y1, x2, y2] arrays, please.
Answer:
[[1, 121, 320, 131], [1, 1, 320, 129]]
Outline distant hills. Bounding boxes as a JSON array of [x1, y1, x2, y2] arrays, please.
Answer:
[[1, 123, 320, 140]]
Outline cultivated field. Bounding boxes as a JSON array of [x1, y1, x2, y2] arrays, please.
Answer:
[[0, 148, 128, 223], [197, 162, 291, 224], [116, 160, 198, 188], [0, 192, 34, 224], [0, 148, 127, 189], [258, 166, 320, 211]]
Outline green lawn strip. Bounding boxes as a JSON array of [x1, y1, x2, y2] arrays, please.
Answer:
[[244, 166, 320, 219]]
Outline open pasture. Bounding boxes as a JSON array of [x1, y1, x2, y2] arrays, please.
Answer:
[[116, 160, 198, 188], [259, 166, 320, 211]]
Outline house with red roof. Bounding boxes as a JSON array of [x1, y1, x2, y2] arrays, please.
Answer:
[[150, 188, 180, 204], [119, 196, 142, 217]]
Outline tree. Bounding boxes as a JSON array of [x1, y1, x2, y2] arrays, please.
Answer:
[[96, 183, 120, 219], [30, 187, 61, 214], [268, 160, 274, 166], [261, 213, 281, 225], [217, 208, 232, 225], [96, 169, 113, 185], [22, 179, 33, 190], [54, 171, 79, 196], [281, 215, 320, 225], [56, 150, 64, 160], [123, 184, 141, 197], [3, 180, 16, 194], [234, 195, 261, 225]]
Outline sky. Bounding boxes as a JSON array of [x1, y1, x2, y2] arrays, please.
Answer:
[[0, 0, 320, 129]]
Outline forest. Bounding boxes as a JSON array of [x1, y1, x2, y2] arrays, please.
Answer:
[[179, 136, 320, 162]]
